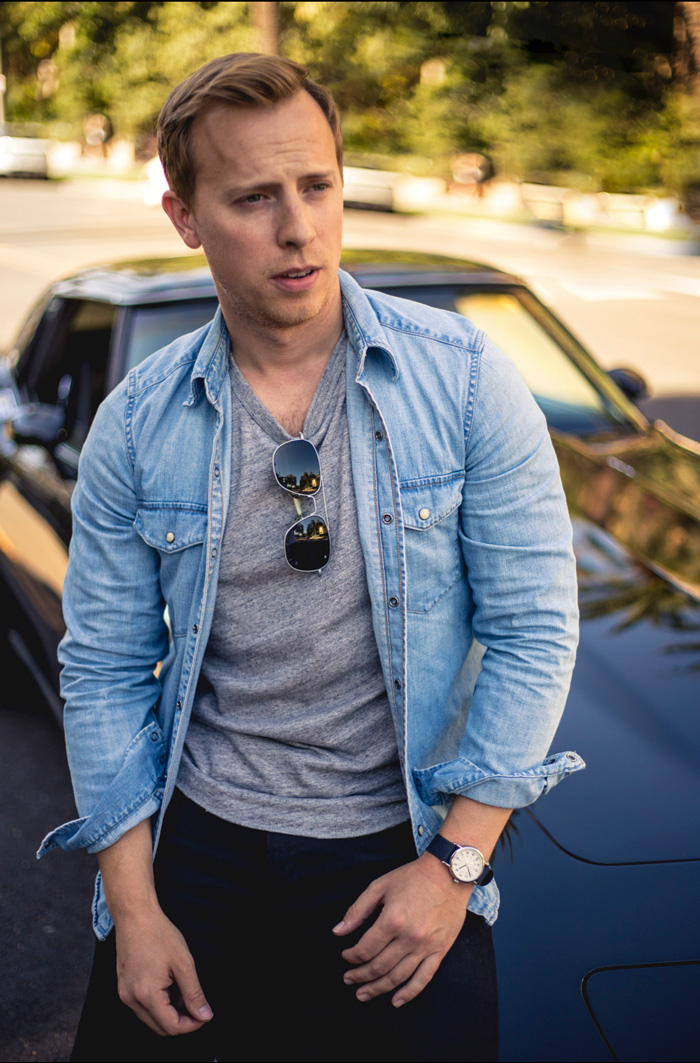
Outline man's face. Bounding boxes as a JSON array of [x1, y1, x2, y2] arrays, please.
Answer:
[[165, 91, 344, 335]]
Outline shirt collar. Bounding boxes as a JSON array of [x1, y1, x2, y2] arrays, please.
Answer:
[[338, 269, 399, 382], [185, 306, 231, 407]]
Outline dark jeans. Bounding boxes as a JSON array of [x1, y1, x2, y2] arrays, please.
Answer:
[[72, 790, 498, 1063]]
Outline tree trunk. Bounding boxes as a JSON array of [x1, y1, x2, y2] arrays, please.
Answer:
[[251, 2, 279, 56], [674, 1, 700, 92]]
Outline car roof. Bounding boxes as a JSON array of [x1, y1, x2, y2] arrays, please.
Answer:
[[49, 249, 524, 306]]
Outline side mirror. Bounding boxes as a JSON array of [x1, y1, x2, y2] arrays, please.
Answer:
[[608, 367, 649, 403], [8, 403, 67, 448]]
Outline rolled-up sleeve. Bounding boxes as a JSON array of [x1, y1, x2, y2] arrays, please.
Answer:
[[428, 336, 581, 808]]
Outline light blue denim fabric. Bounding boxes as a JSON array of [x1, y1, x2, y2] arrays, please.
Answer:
[[39, 270, 582, 937]]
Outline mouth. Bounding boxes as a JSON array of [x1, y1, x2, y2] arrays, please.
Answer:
[[275, 267, 317, 279], [272, 266, 321, 292]]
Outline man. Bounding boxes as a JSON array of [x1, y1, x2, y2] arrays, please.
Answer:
[[41, 54, 582, 1062]]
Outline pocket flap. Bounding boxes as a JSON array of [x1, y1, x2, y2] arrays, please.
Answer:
[[400, 475, 464, 531], [134, 504, 208, 553]]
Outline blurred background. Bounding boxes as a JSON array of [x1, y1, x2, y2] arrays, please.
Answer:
[[1, 4, 700, 1061], [1, 1, 699, 438]]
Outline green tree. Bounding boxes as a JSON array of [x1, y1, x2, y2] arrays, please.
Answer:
[[1, 1, 255, 137], [1, 0, 698, 196]]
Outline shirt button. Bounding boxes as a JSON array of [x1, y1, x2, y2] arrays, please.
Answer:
[[375, 430, 383, 441], [166, 531, 175, 543], [418, 825, 424, 836], [389, 596, 399, 607], [419, 508, 430, 520], [176, 700, 182, 709], [394, 679, 401, 690], [382, 513, 393, 524], [193, 624, 199, 633]]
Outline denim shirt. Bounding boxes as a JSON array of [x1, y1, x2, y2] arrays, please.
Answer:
[[39, 270, 582, 937]]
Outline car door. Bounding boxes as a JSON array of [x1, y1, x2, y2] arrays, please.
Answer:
[[0, 297, 119, 717]]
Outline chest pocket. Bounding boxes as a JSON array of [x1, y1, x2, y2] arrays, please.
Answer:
[[400, 475, 464, 612], [134, 504, 208, 636]]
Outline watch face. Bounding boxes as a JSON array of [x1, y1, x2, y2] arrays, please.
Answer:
[[449, 846, 484, 883]]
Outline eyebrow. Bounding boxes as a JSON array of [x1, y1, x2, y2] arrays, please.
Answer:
[[225, 170, 340, 197]]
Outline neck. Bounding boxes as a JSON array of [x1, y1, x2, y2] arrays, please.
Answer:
[[223, 289, 344, 379], [222, 286, 345, 438]]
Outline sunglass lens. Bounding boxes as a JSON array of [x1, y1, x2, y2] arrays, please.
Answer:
[[273, 439, 321, 494], [285, 515, 330, 571]]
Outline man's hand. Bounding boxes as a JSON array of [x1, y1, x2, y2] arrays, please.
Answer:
[[114, 906, 213, 1036], [332, 853, 471, 1009], [333, 796, 512, 1008], [97, 816, 213, 1036]]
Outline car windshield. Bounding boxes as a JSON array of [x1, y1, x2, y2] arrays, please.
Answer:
[[382, 285, 636, 436], [126, 299, 219, 370]]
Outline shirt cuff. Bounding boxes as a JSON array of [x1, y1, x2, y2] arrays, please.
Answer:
[[413, 750, 585, 809]]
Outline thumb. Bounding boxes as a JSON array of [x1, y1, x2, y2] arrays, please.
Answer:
[[173, 960, 213, 1022]]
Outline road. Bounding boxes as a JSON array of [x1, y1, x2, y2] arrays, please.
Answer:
[[0, 685, 97, 1063], [1, 177, 699, 438]]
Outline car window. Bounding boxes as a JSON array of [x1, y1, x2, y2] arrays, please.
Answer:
[[381, 285, 635, 436], [125, 300, 219, 370], [455, 292, 631, 434], [31, 299, 116, 452]]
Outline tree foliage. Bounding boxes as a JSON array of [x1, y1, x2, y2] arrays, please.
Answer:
[[1, 1, 699, 194]]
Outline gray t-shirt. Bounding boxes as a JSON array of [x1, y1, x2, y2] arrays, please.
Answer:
[[177, 333, 408, 837]]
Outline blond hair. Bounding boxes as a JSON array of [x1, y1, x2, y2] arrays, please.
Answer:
[[157, 53, 343, 205]]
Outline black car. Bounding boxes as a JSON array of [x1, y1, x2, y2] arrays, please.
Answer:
[[1, 250, 699, 1061]]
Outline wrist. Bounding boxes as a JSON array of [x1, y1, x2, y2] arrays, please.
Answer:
[[417, 850, 475, 898], [425, 834, 494, 887], [108, 890, 162, 925]]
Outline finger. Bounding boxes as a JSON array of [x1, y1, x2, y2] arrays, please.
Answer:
[[119, 963, 212, 1036], [332, 879, 384, 936], [119, 982, 180, 1037], [352, 952, 426, 1002], [340, 905, 408, 964], [391, 952, 443, 1009], [171, 956, 214, 1024], [121, 981, 205, 1037], [343, 940, 414, 987]]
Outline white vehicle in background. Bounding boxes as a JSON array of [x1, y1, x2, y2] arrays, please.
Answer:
[[0, 123, 51, 178], [342, 163, 398, 210]]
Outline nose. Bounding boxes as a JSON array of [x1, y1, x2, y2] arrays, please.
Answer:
[[277, 191, 315, 248]]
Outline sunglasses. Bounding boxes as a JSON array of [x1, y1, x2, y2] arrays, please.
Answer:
[[272, 437, 331, 573]]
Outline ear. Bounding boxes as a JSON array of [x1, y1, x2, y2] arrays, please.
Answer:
[[162, 190, 202, 250]]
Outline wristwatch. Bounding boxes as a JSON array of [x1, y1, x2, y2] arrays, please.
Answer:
[[426, 835, 494, 886]]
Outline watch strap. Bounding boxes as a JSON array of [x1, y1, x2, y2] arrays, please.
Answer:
[[426, 833, 461, 864]]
